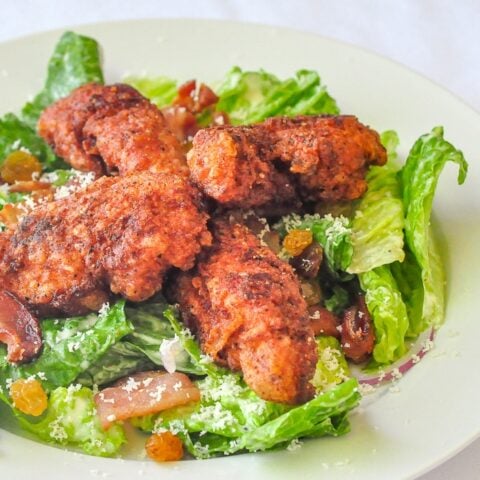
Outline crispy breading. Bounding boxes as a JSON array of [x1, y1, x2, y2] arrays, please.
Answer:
[[186, 126, 298, 209], [264, 115, 387, 201], [187, 115, 386, 207], [38, 83, 187, 177], [172, 219, 317, 404], [0, 172, 211, 316]]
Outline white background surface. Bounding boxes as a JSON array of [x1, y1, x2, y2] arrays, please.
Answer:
[[1, 1, 479, 479]]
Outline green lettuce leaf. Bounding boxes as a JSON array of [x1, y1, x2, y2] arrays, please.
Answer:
[[78, 302, 204, 387], [216, 67, 339, 125], [76, 341, 153, 387], [279, 213, 353, 273], [133, 309, 360, 458], [400, 126, 468, 332], [0, 301, 132, 391], [17, 386, 125, 457], [134, 373, 359, 458], [390, 252, 424, 337], [0, 113, 63, 169], [359, 266, 409, 364], [311, 337, 350, 392], [0, 185, 27, 207], [125, 76, 178, 108], [21, 31, 104, 129], [323, 285, 350, 314], [348, 131, 404, 273]]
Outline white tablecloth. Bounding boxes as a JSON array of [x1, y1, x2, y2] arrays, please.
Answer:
[[2, 1, 479, 478]]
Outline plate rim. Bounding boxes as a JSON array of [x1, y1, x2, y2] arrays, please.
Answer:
[[0, 17, 479, 480]]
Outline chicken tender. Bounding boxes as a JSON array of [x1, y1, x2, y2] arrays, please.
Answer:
[[0, 172, 211, 316], [172, 219, 317, 404], [265, 115, 387, 201], [187, 126, 298, 209], [187, 115, 386, 207], [38, 83, 187, 177]]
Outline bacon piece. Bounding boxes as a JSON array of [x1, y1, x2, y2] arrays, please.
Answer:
[[340, 296, 375, 363], [94, 371, 200, 430], [308, 305, 341, 338], [0, 291, 42, 363]]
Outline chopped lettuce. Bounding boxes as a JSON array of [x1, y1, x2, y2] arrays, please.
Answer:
[[78, 302, 204, 386], [0, 185, 27, 206], [324, 285, 350, 314], [348, 131, 405, 273], [380, 129, 400, 161], [134, 372, 359, 458], [0, 301, 132, 392], [390, 252, 425, 337], [163, 306, 228, 378], [359, 266, 409, 364], [132, 309, 360, 458], [125, 76, 178, 108], [21, 31, 104, 129], [76, 341, 153, 387], [0, 113, 63, 169], [399, 126, 468, 333], [279, 213, 353, 273], [17, 386, 125, 457], [311, 337, 350, 392], [0, 31, 102, 170], [216, 67, 339, 125]]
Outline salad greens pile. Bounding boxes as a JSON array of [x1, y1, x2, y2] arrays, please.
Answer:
[[0, 31, 468, 459]]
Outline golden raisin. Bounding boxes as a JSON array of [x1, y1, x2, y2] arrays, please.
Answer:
[[10, 378, 48, 416], [283, 229, 313, 256], [146, 432, 184, 462], [1, 151, 42, 184]]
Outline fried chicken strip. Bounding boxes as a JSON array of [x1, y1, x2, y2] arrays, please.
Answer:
[[187, 115, 387, 207], [186, 125, 298, 209], [38, 83, 188, 177], [172, 219, 317, 404], [0, 172, 211, 316]]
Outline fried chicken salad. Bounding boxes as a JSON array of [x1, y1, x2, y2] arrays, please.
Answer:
[[0, 32, 468, 461]]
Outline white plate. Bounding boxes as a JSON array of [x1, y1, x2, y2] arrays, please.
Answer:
[[1, 18, 479, 480]]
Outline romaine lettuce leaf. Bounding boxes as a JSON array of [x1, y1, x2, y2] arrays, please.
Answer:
[[390, 252, 424, 337], [0, 301, 132, 391], [21, 31, 104, 129], [216, 67, 339, 125], [280, 213, 353, 273], [311, 336, 350, 391], [359, 266, 409, 364], [323, 284, 350, 314], [17, 386, 125, 457], [78, 302, 204, 387], [400, 126, 468, 332], [125, 76, 178, 108], [134, 375, 359, 458], [348, 131, 404, 273], [76, 341, 153, 387], [133, 308, 360, 458], [0, 113, 63, 169]]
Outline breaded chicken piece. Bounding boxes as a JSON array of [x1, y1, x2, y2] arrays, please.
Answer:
[[38, 83, 187, 177], [0, 172, 211, 317], [186, 126, 298, 209], [38, 83, 109, 175], [264, 115, 387, 201], [187, 115, 386, 207], [172, 219, 317, 404]]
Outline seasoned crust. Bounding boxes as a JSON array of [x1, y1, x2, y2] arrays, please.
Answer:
[[172, 219, 317, 404], [38, 83, 187, 177], [187, 115, 387, 208], [0, 172, 211, 316]]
